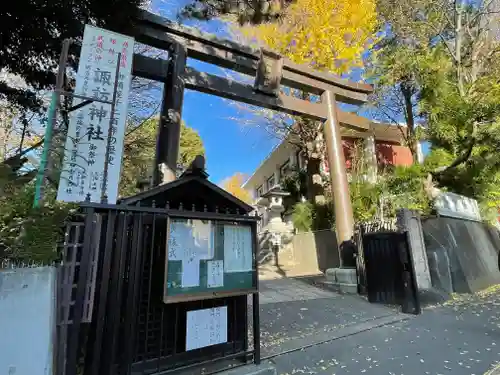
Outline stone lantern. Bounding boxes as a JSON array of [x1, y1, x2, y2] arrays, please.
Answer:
[[259, 187, 291, 247]]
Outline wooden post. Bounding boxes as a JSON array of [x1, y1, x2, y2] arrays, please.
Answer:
[[154, 43, 187, 185], [321, 90, 354, 267]]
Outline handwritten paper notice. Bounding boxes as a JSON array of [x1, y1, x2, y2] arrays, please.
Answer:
[[223, 225, 253, 273], [168, 219, 213, 261], [186, 307, 228, 351], [181, 260, 200, 288], [207, 260, 224, 288], [168, 219, 214, 288]]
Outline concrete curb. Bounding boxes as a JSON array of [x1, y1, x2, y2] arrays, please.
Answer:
[[216, 363, 276, 375], [484, 362, 500, 375]]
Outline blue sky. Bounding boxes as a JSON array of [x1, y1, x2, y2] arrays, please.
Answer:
[[152, 0, 281, 184], [150, 0, 430, 184]]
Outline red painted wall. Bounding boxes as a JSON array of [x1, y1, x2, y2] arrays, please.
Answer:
[[375, 140, 413, 167], [340, 138, 413, 169], [321, 137, 413, 174], [342, 138, 357, 169]]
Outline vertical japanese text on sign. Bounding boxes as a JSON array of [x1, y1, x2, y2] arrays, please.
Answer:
[[57, 25, 134, 204]]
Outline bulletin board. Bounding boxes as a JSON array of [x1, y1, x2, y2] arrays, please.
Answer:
[[163, 217, 257, 303]]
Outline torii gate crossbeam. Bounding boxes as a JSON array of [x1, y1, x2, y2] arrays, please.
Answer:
[[125, 11, 375, 265]]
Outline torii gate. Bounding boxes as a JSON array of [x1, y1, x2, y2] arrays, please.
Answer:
[[128, 11, 374, 265]]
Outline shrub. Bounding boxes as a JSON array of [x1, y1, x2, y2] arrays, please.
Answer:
[[0, 182, 75, 264], [291, 201, 314, 232], [382, 164, 432, 215]]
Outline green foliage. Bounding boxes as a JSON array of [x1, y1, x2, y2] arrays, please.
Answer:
[[290, 199, 335, 232], [345, 139, 383, 222], [119, 117, 205, 197], [0, 108, 77, 263], [291, 201, 314, 232], [371, 0, 500, 208], [0, 181, 76, 264], [373, 0, 500, 207], [349, 166, 432, 223], [179, 121, 206, 169], [1, 0, 143, 110], [311, 201, 336, 230], [0, 115, 205, 263], [350, 180, 381, 222], [347, 138, 432, 221], [178, 0, 294, 25], [292, 157, 432, 226], [479, 182, 500, 224], [119, 119, 157, 197], [280, 168, 308, 202], [382, 164, 431, 215], [423, 148, 454, 171], [282, 168, 336, 229]]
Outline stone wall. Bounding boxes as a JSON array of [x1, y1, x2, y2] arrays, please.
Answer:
[[421, 217, 500, 294], [292, 230, 340, 273], [259, 229, 340, 279]]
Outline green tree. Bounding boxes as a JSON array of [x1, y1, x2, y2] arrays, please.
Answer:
[[0, 182, 74, 263], [178, 0, 292, 25], [0, 0, 145, 197], [119, 117, 205, 197], [0, 114, 205, 263], [1, 0, 143, 111], [179, 120, 206, 169], [370, 0, 500, 203]]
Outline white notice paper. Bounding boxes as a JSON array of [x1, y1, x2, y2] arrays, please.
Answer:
[[207, 260, 224, 288], [223, 225, 253, 273], [181, 260, 200, 288], [186, 307, 228, 351]]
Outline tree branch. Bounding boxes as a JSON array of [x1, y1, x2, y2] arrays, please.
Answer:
[[436, 121, 478, 175]]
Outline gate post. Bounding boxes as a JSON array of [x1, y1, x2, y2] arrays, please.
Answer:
[[154, 42, 187, 186], [396, 209, 432, 290], [321, 90, 354, 267], [321, 91, 358, 294]]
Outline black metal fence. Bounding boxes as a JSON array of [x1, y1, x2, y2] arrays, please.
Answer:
[[354, 220, 396, 296], [57, 203, 260, 375], [355, 220, 420, 315]]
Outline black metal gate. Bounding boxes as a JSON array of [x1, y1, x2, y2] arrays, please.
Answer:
[[354, 225, 367, 295], [58, 204, 260, 375], [355, 223, 420, 315]]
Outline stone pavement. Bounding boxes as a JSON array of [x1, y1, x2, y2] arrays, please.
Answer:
[[258, 278, 406, 358], [259, 277, 335, 304], [260, 285, 500, 375]]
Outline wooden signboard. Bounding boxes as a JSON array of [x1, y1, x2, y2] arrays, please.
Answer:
[[163, 217, 257, 303]]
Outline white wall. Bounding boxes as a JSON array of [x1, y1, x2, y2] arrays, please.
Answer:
[[0, 267, 56, 375]]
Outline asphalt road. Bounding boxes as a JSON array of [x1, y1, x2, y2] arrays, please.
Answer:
[[258, 278, 403, 358], [264, 287, 500, 375]]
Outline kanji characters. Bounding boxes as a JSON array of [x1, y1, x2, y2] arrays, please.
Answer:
[[89, 105, 107, 122], [87, 124, 104, 141], [92, 88, 111, 102], [94, 69, 112, 86]]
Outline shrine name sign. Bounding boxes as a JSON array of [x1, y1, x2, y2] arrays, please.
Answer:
[[57, 25, 134, 204]]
